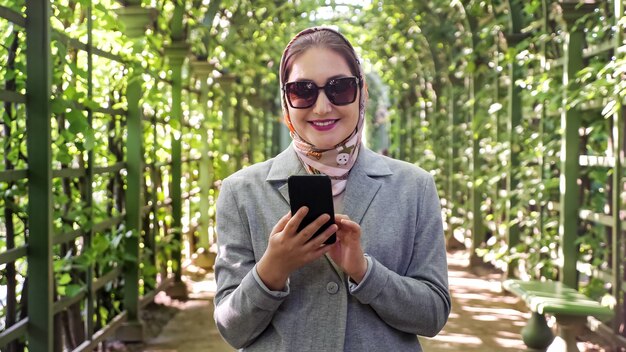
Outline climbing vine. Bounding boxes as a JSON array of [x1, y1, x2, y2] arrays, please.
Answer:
[[3, 0, 626, 348]]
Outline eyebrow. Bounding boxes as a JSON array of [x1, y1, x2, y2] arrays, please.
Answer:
[[291, 74, 351, 83]]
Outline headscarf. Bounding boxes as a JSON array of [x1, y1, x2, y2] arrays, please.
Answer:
[[279, 26, 367, 196]]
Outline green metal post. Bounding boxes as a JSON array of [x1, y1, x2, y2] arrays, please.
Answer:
[[272, 110, 282, 157], [417, 84, 427, 164], [447, 85, 457, 242], [538, 0, 550, 259], [151, 114, 159, 268], [413, 99, 422, 163], [405, 100, 411, 161], [171, 56, 183, 279], [249, 90, 259, 165], [26, 0, 53, 350], [165, 41, 189, 297], [263, 101, 271, 159], [219, 76, 234, 171], [115, 4, 157, 342], [85, 0, 95, 337], [465, 11, 486, 266], [191, 61, 213, 249], [470, 73, 486, 266], [399, 99, 408, 161], [164, 0, 188, 299], [505, 0, 525, 277], [122, 65, 144, 341], [492, 38, 501, 238], [558, 2, 594, 288], [611, 96, 624, 334], [235, 102, 243, 170], [611, 0, 623, 334]]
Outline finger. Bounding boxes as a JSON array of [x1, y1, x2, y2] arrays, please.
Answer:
[[283, 206, 309, 234], [335, 214, 350, 222], [333, 229, 349, 245], [307, 223, 338, 247], [299, 213, 331, 241], [339, 218, 359, 230], [297, 224, 336, 263], [336, 219, 361, 243], [270, 212, 292, 235], [311, 241, 334, 257]]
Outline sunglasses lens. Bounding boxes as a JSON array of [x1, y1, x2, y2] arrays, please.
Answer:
[[287, 81, 318, 108], [285, 77, 358, 109], [326, 77, 357, 105]]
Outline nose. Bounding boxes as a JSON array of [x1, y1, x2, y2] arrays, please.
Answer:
[[312, 89, 332, 115]]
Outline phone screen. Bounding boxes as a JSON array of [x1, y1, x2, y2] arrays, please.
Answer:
[[287, 175, 336, 244]]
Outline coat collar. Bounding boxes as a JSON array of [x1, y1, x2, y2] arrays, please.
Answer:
[[266, 143, 307, 182], [267, 144, 393, 225]]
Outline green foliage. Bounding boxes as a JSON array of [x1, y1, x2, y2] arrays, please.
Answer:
[[356, 1, 621, 308], [3, 0, 625, 343]]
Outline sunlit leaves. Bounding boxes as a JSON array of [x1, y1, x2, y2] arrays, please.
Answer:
[[2, 0, 624, 336]]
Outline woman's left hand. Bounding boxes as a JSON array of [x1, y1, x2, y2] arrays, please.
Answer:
[[328, 214, 368, 283]]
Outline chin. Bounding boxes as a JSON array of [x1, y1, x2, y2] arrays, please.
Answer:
[[303, 130, 351, 149], [311, 139, 339, 150]]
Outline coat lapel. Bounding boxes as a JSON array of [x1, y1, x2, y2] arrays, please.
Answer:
[[326, 148, 393, 281], [266, 144, 307, 205], [342, 147, 393, 224]]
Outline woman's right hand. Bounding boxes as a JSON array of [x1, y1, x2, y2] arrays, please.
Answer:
[[256, 207, 338, 291]]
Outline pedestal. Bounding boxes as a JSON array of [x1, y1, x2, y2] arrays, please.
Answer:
[[521, 312, 555, 350], [166, 281, 189, 300], [115, 320, 144, 342]]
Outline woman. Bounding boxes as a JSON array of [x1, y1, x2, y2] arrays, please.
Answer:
[[214, 26, 450, 351]]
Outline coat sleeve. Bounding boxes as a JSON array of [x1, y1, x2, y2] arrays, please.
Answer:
[[350, 175, 451, 337], [213, 178, 287, 349]]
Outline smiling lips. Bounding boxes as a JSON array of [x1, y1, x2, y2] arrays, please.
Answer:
[[309, 119, 339, 131]]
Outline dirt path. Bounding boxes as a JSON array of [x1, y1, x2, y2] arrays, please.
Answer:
[[130, 250, 609, 352], [420, 250, 529, 351], [140, 270, 235, 352]]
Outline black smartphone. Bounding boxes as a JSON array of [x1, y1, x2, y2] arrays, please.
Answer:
[[287, 175, 336, 245]]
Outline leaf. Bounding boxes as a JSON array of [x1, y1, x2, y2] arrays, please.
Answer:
[[58, 273, 72, 285], [66, 284, 83, 297], [72, 254, 92, 270], [83, 128, 96, 151], [57, 148, 73, 164], [4, 69, 16, 81], [57, 285, 66, 296], [92, 234, 110, 254], [51, 99, 66, 114], [3, 111, 11, 125], [99, 306, 109, 322], [54, 259, 69, 272], [66, 110, 88, 134], [123, 252, 138, 263]]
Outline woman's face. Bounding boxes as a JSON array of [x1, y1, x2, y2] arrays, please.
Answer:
[[286, 47, 360, 150]]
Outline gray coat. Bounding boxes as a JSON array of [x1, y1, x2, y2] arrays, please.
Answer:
[[214, 145, 450, 351]]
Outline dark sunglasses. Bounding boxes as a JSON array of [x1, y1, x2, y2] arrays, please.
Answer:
[[283, 76, 360, 109]]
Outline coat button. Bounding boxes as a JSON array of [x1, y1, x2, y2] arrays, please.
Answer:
[[326, 282, 339, 294]]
